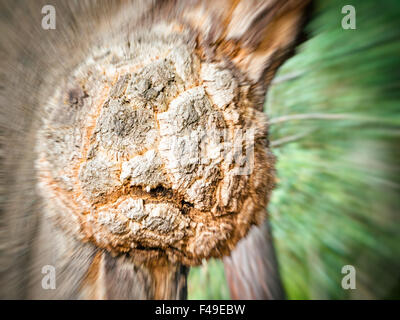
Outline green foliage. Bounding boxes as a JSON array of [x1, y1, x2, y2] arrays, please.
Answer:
[[188, 259, 230, 300], [268, 0, 400, 299], [189, 0, 400, 299]]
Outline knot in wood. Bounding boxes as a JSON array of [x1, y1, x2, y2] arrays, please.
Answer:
[[36, 24, 275, 265]]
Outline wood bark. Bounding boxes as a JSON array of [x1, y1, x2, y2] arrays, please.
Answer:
[[0, 0, 309, 299]]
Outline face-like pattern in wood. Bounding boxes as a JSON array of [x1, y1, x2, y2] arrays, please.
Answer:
[[36, 21, 275, 265]]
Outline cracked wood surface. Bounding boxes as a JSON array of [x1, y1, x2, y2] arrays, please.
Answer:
[[0, 0, 309, 299]]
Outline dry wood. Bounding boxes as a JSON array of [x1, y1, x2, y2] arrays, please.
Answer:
[[0, 0, 310, 299]]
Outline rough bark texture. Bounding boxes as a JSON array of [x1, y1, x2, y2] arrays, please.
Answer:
[[0, 0, 309, 299], [36, 19, 275, 266]]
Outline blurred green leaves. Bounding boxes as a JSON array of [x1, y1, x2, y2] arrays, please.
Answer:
[[188, 259, 230, 300], [269, 0, 400, 299]]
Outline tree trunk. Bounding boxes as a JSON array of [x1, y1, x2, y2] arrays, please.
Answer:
[[224, 221, 286, 299], [24, 214, 188, 299], [0, 0, 309, 299]]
